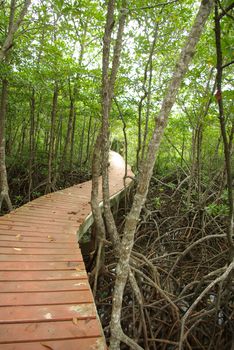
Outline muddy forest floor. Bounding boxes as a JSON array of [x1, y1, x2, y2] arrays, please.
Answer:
[[89, 173, 233, 350]]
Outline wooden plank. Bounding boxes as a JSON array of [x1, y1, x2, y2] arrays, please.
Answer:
[[0, 254, 82, 262], [4, 216, 79, 224], [0, 220, 76, 228], [2, 215, 84, 225], [0, 247, 81, 255], [0, 320, 102, 343], [0, 241, 75, 248], [0, 303, 96, 323], [0, 223, 78, 232], [0, 337, 106, 350], [0, 261, 84, 271], [0, 269, 86, 281], [0, 290, 93, 306], [0, 231, 76, 242], [0, 225, 79, 237], [0, 279, 89, 292]]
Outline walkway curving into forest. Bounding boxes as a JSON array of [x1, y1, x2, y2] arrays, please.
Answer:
[[0, 151, 133, 350]]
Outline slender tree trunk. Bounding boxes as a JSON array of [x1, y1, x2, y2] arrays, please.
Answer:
[[5, 109, 12, 156], [45, 82, 58, 193], [69, 110, 76, 171], [78, 116, 86, 168], [34, 95, 42, 158], [110, 1, 214, 348], [83, 115, 92, 166], [114, 98, 128, 179], [137, 23, 158, 168], [52, 114, 63, 189], [61, 81, 74, 169], [214, 2, 234, 260], [196, 124, 203, 204], [0, 0, 31, 212], [28, 87, 35, 201], [0, 78, 12, 212], [19, 119, 28, 156], [90, 0, 115, 263], [55, 79, 75, 182], [89, 120, 98, 166], [91, 0, 127, 299], [187, 127, 197, 207], [101, 0, 127, 251]]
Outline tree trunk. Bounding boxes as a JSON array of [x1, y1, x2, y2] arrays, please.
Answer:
[[78, 115, 86, 168], [56, 79, 75, 180], [101, 0, 127, 251], [0, 0, 31, 211], [90, 0, 127, 298], [137, 23, 158, 169], [83, 115, 92, 166], [109, 1, 214, 348], [214, 1, 234, 260], [69, 109, 76, 171], [52, 114, 63, 189], [28, 87, 35, 201], [45, 82, 58, 193], [0, 78, 12, 212]]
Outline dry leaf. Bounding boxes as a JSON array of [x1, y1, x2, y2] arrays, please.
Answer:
[[40, 343, 54, 350], [16, 234, 23, 240], [47, 236, 55, 242], [13, 248, 22, 251], [72, 317, 78, 325]]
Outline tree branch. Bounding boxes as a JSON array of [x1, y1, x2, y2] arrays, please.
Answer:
[[178, 260, 234, 350], [0, 0, 31, 60]]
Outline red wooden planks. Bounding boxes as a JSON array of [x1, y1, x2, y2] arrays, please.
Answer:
[[0, 279, 89, 292], [0, 290, 93, 306], [0, 269, 86, 281], [0, 151, 133, 349], [0, 303, 96, 323], [0, 338, 106, 350], [0, 261, 83, 270], [0, 320, 102, 342]]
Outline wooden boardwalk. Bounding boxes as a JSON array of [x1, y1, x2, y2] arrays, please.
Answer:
[[0, 152, 133, 350]]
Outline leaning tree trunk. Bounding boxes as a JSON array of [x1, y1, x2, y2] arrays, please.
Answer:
[[109, 1, 214, 349], [0, 78, 12, 212]]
